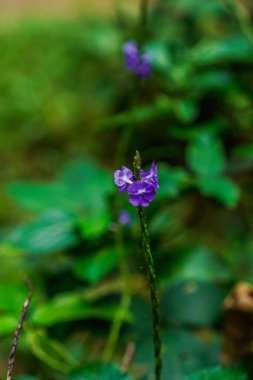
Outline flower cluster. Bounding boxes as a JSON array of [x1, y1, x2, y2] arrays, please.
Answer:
[[123, 41, 152, 78], [114, 162, 158, 207]]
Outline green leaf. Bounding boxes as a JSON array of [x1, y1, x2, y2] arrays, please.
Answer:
[[233, 143, 253, 160], [32, 292, 132, 326], [197, 176, 240, 208], [6, 211, 78, 254], [59, 159, 113, 216], [16, 376, 39, 380], [0, 314, 18, 336], [173, 100, 198, 123], [7, 159, 113, 219], [157, 163, 189, 199], [78, 213, 110, 238], [185, 366, 247, 380], [135, 329, 220, 380], [0, 282, 31, 315], [26, 328, 77, 373], [73, 246, 118, 284], [68, 362, 133, 380], [186, 133, 226, 176], [162, 247, 232, 285], [146, 41, 172, 72], [161, 280, 227, 326], [191, 36, 253, 65], [7, 182, 78, 213]]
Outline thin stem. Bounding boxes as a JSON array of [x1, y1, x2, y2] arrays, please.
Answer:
[[103, 199, 131, 360], [103, 215, 131, 360], [133, 151, 162, 380], [138, 0, 150, 45], [7, 278, 33, 380]]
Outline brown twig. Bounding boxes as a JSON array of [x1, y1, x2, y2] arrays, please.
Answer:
[[121, 342, 136, 374], [7, 278, 33, 380]]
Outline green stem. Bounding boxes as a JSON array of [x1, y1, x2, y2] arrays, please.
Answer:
[[138, 0, 150, 45], [103, 205, 131, 360], [104, 0, 151, 360], [134, 151, 162, 380]]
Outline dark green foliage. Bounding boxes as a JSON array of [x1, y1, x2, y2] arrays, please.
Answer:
[[68, 363, 133, 380], [185, 366, 247, 380], [0, 0, 252, 379]]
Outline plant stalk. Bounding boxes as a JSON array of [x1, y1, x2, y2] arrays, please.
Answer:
[[133, 151, 162, 380]]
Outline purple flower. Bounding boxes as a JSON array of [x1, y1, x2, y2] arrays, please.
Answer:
[[118, 210, 132, 226], [123, 41, 139, 72], [114, 162, 158, 207], [128, 181, 156, 207], [114, 166, 134, 193], [138, 53, 152, 78], [123, 41, 152, 78], [140, 162, 159, 190]]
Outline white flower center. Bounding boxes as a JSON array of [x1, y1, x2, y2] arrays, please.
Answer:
[[122, 175, 133, 184]]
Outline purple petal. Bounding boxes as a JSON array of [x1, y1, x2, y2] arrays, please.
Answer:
[[114, 166, 134, 191], [140, 162, 159, 190], [129, 194, 142, 206], [123, 41, 140, 72], [138, 54, 152, 78], [143, 192, 156, 202]]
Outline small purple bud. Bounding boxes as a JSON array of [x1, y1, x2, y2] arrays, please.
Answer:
[[118, 210, 132, 226], [123, 41, 140, 72]]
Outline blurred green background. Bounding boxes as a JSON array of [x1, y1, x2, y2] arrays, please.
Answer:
[[0, 0, 253, 379]]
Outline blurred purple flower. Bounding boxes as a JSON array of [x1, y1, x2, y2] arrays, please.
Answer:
[[123, 41, 152, 78], [123, 41, 139, 72], [114, 162, 158, 207], [138, 53, 152, 78], [118, 210, 132, 226]]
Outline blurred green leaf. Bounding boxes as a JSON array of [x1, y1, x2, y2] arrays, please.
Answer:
[[161, 280, 227, 326], [26, 328, 77, 373], [191, 36, 253, 65], [73, 246, 118, 284], [7, 182, 77, 212], [173, 100, 198, 123], [158, 163, 189, 199], [186, 133, 226, 176], [6, 211, 78, 254], [78, 213, 110, 238], [190, 71, 233, 92], [162, 247, 232, 285], [136, 329, 220, 380], [197, 176, 241, 208], [146, 41, 172, 72], [32, 292, 132, 326], [94, 97, 173, 130], [0, 282, 30, 315], [59, 159, 113, 216], [185, 366, 247, 380], [68, 362, 133, 380], [0, 314, 17, 336], [233, 143, 253, 159]]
